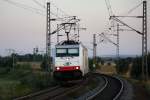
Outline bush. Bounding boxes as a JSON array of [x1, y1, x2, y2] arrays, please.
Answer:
[[0, 67, 10, 74], [40, 57, 49, 71], [88, 57, 104, 71], [116, 58, 133, 74], [148, 53, 150, 76], [88, 58, 94, 71], [130, 53, 150, 79], [20, 72, 54, 90], [0, 56, 57, 100], [131, 57, 142, 79]]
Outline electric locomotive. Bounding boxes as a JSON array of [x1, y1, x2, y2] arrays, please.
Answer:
[[53, 40, 89, 81]]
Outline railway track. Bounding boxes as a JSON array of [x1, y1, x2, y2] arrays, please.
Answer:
[[14, 84, 84, 100], [14, 86, 59, 100], [14, 73, 123, 100], [14, 74, 91, 100], [14, 83, 86, 100], [88, 73, 124, 100]]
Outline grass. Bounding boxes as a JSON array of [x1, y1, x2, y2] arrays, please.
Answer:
[[0, 79, 32, 100], [121, 75, 150, 97], [0, 63, 55, 100], [144, 81, 150, 95], [97, 63, 117, 75], [0, 70, 31, 99]]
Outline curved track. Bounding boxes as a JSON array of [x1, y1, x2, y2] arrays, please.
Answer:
[[91, 74, 124, 100], [14, 73, 123, 100]]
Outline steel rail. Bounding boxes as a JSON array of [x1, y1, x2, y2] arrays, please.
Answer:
[[14, 75, 89, 100], [87, 76, 108, 100], [14, 86, 60, 100], [14, 73, 124, 100], [88, 73, 124, 100], [52, 84, 85, 100], [113, 76, 124, 100]]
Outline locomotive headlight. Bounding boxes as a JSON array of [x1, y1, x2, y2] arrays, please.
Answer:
[[56, 67, 60, 70], [75, 66, 79, 70]]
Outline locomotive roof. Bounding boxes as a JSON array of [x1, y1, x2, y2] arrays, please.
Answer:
[[56, 40, 79, 46], [56, 40, 87, 50]]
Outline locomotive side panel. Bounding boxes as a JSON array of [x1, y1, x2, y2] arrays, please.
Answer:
[[83, 47, 89, 74], [80, 44, 89, 76], [79, 45, 83, 75]]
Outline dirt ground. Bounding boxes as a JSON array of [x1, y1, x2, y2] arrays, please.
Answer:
[[132, 82, 150, 100]]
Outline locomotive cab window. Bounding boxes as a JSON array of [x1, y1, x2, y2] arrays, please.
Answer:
[[68, 48, 79, 56], [56, 48, 79, 57], [56, 48, 67, 57]]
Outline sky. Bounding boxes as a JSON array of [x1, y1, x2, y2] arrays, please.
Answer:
[[0, 0, 149, 57]]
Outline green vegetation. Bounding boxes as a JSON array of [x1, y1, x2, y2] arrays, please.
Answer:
[[88, 57, 104, 71], [88, 58, 94, 71], [40, 57, 51, 71], [116, 57, 133, 74], [116, 53, 150, 94], [131, 57, 142, 79], [0, 52, 149, 99], [115, 53, 150, 79], [145, 81, 150, 95], [0, 54, 56, 100]]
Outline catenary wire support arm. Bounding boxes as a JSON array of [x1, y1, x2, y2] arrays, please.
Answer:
[[100, 33, 118, 46], [51, 17, 80, 35], [110, 16, 142, 35]]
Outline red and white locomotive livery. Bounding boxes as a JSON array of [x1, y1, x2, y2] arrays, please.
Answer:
[[53, 40, 89, 80]]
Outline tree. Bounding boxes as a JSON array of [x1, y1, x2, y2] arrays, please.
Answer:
[[40, 56, 49, 71], [131, 57, 142, 79], [116, 57, 133, 74]]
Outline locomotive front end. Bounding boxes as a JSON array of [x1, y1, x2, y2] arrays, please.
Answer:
[[53, 41, 82, 80]]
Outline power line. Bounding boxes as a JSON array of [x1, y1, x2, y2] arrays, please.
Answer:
[[3, 0, 46, 16], [105, 0, 114, 17], [45, 1, 70, 18], [37, 0, 69, 17], [49, 1, 69, 17], [125, 2, 143, 16], [3, 0, 61, 17], [14, 0, 77, 37], [105, 0, 116, 32], [111, 16, 142, 35], [100, 33, 117, 46], [32, 0, 46, 9]]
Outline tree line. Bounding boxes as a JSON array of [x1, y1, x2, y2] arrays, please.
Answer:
[[116, 53, 150, 79]]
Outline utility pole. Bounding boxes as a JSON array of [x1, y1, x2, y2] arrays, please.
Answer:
[[117, 24, 120, 60], [12, 50, 15, 71], [57, 24, 59, 43], [74, 24, 86, 42], [7, 49, 15, 71], [77, 24, 80, 42], [78, 24, 80, 42], [93, 34, 97, 69], [46, 2, 51, 71], [142, 0, 148, 80]]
